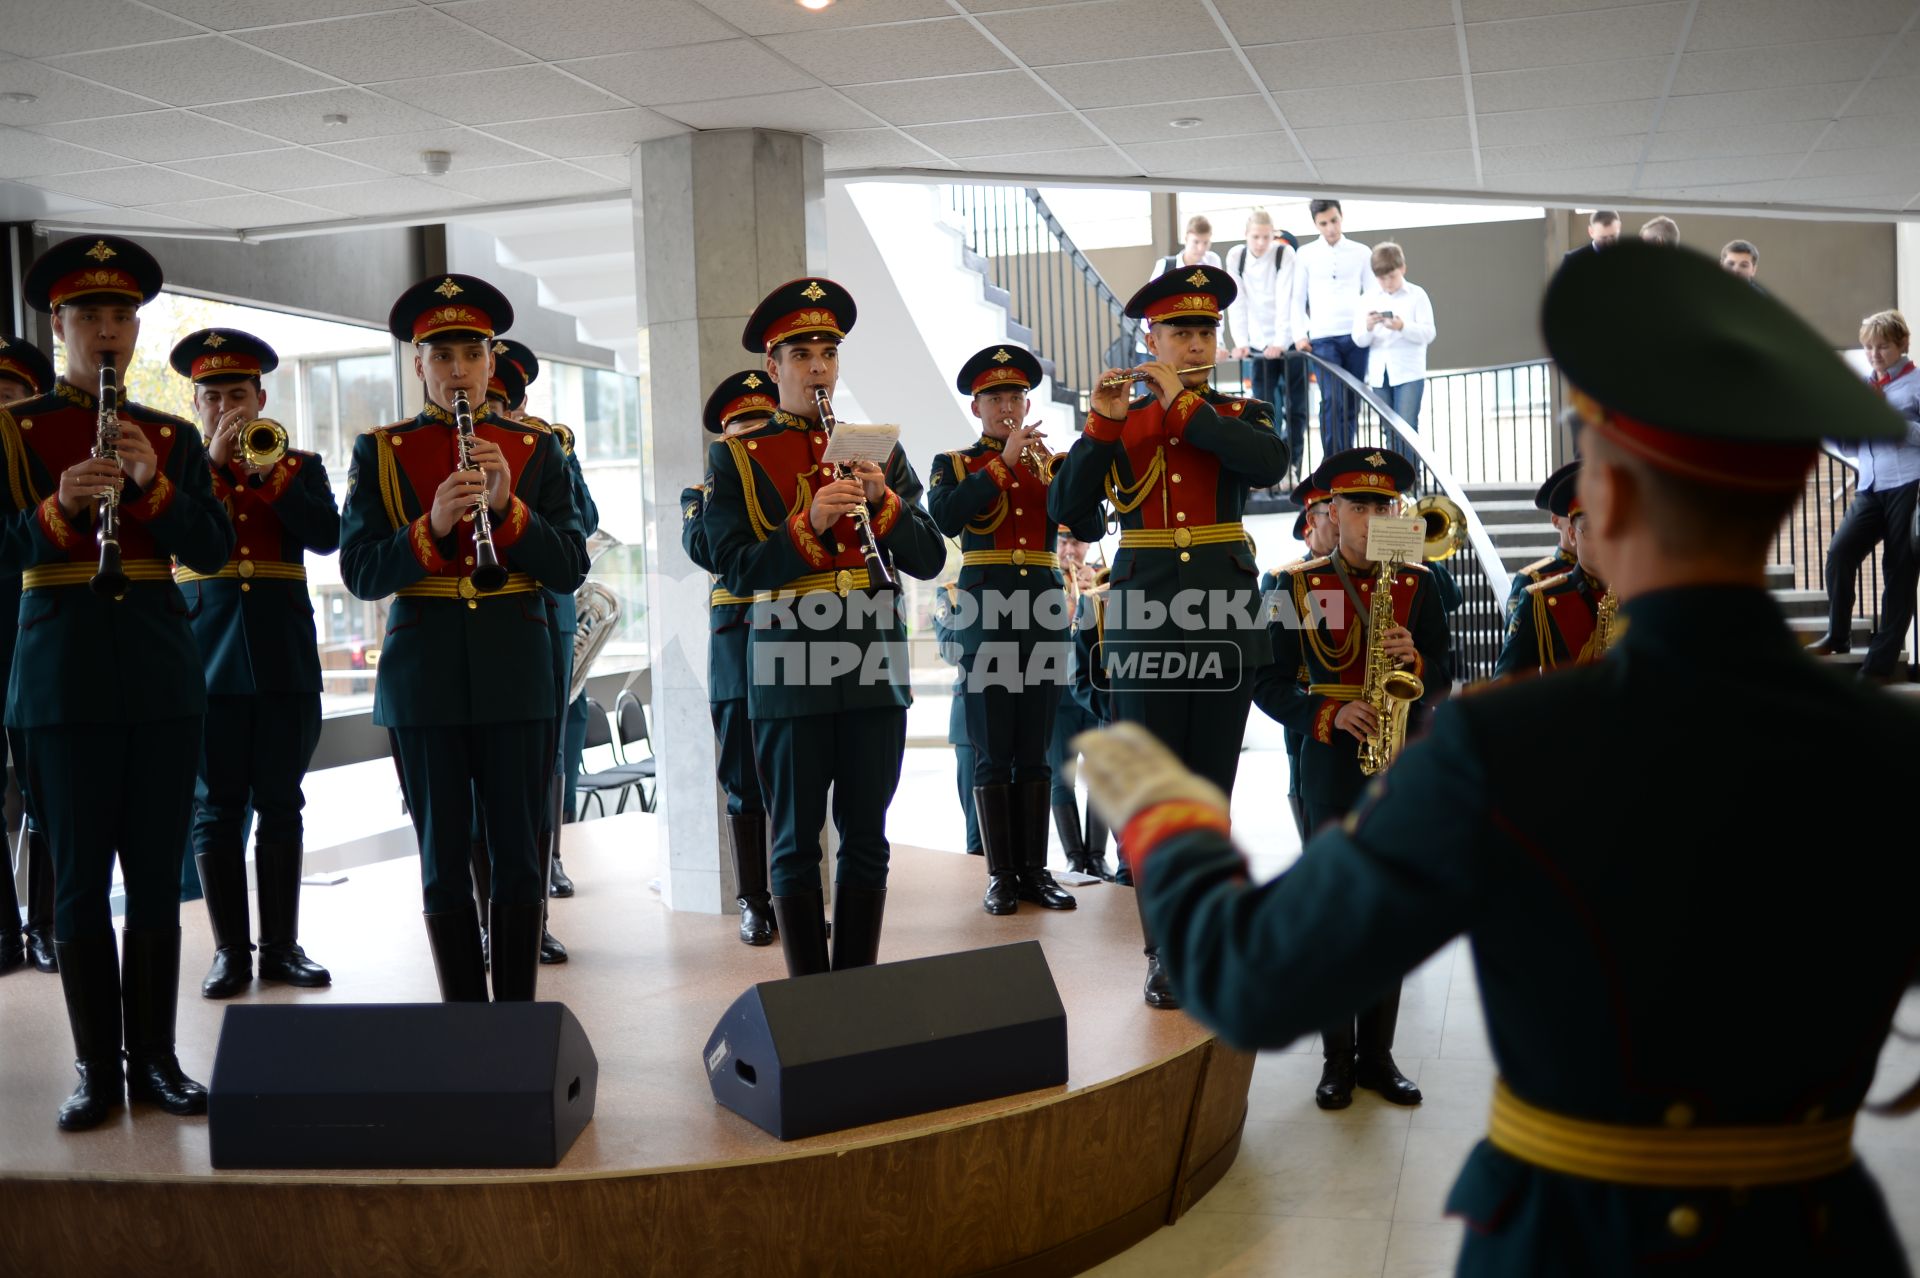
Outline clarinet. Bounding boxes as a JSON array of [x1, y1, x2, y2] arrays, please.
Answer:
[[89, 354, 130, 598], [451, 390, 509, 593], [813, 387, 894, 588]]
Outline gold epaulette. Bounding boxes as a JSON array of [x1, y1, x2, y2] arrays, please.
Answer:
[[1289, 555, 1333, 574], [1524, 569, 1583, 597], [369, 418, 411, 435], [1518, 553, 1566, 579]]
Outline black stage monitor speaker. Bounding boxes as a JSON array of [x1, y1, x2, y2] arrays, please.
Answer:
[[704, 940, 1067, 1140], [209, 1002, 598, 1170]]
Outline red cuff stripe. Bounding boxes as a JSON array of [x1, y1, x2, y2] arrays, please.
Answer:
[[1121, 799, 1234, 883], [1083, 411, 1124, 443]]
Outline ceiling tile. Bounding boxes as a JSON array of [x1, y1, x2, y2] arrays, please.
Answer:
[[906, 112, 1103, 159], [197, 88, 452, 144], [280, 175, 481, 215], [1659, 83, 1855, 131], [1294, 114, 1471, 160], [57, 207, 216, 229], [26, 165, 250, 206], [1124, 131, 1297, 171], [840, 70, 1059, 126], [664, 87, 877, 132], [314, 127, 543, 175], [373, 64, 629, 125], [423, 159, 624, 200], [561, 40, 818, 105], [1826, 111, 1920, 150], [479, 108, 686, 158], [1670, 38, 1883, 95], [235, 9, 532, 85], [968, 146, 1132, 177], [1478, 100, 1661, 147], [48, 36, 336, 109], [1245, 27, 1461, 92], [1162, 160, 1319, 187], [1637, 152, 1805, 185], [1492, 163, 1639, 195], [815, 127, 950, 169], [573, 154, 630, 183], [760, 19, 1011, 86], [164, 146, 389, 191], [1315, 149, 1479, 186], [1686, 0, 1914, 51], [1646, 120, 1827, 161], [978, 0, 1225, 68], [1037, 52, 1257, 109], [1465, 4, 1688, 73], [135, 191, 338, 228], [1845, 74, 1920, 117], [1796, 141, 1920, 177], [34, 110, 280, 162], [1472, 56, 1671, 111], [1084, 95, 1283, 144], [1882, 36, 1920, 76], [1481, 135, 1644, 174], [1782, 164, 1920, 196], [0, 59, 167, 126], [0, 126, 138, 178], [142, 0, 410, 29], [1462, 0, 1655, 19], [1273, 76, 1469, 130], [692, 0, 954, 36], [0, 0, 198, 58], [1215, 0, 1454, 43], [438, 0, 734, 59]]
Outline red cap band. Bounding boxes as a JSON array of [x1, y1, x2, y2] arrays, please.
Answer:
[[970, 367, 1032, 394], [49, 266, 142, 309], [1142, 292, 1221, 324], [1574, 390, 1817, 493], [721, 392, 778, 424], [764, 308, 846, 350], [190, 352, 263, 382], [413, 303, 496, 343], [1326, 471, 1401, 497]]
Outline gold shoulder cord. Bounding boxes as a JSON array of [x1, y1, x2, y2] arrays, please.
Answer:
[[1533, 589, 1556, 670], [1295, 571, 1361, 669], [1103, 448, 1166, 515], [0, 410, 32, 509], [373, 431, 409, 531], [726, 436, 775, 541]]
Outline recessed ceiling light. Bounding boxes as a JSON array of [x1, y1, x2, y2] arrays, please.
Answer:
[[796, 0, 834, 10], [1, 92, 38, 105], [421, 149, 452, 176], [1169, 117, 1202, 129], [322, 112, 349, 127]]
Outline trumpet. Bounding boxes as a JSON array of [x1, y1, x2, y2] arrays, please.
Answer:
[[997, 417, 1064, 481], [1097, 363, 1215, 389], [90, 354, 128, 598], [813, 387, 895, 588], [240, 417, 288, 469], [451, 390, 509, 593]]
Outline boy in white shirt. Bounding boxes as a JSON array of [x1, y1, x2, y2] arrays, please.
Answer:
[[1226, 209, 1305, 465], [1289, 199, 1371, 454], [1352, 241, 1436, 431]]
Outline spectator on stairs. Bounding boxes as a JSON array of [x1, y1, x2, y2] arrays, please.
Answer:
[[1638, 215, 1680, 246], [1225, 209, 1305, 469], [1813, 309, 1920, 682], [1290, 198, 1371, 454], [1351, 241, 1436, 432], [1141, 216, 1221, 356]]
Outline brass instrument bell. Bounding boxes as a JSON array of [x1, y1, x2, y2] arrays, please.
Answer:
[[1412, 493, 1466, 562], [241, 417, 288, 468]]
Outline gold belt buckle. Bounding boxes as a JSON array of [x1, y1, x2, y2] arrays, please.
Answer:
[[458, 577, 478, 599], [236, 559, 255, 579], [1173, 526, 1193, 549], [835, 569, 853, 597], [1011, 549, 1027, 566]]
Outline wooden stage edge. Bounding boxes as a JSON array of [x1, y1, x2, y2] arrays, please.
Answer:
[[0, 815, 1253, 1277]]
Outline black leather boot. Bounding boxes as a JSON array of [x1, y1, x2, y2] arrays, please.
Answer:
[[1355, 983, 1422, 1105], [254, 841, 330, 987], [1015, 781, 1074, 910], [424, 903, 489, 1002], [469, 839, 492, 970], [54, 935, 123, 1131], [1805, 631, 1851, 656], [1134, 890, 1178, 1010], [1316, 1020, 1356, 1110], [539, 926, 569, 964], [122, 928, 208, 1116], [548, 854, 575, 898], [194, 848, 253, 998], [1054, 797, 1101, 879], [24, 826, 57, 973], [1085, 807, 1115, 882], [975, 784, 1020, 916], [0, 843, 24, 973], [772, 890, 830, 977], [489, 900, 543, 1002], [831, 885, 886, 971], [727, 812, 776, 946], [546, 773, 573, 898]]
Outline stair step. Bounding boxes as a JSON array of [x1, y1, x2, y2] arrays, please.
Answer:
[[1469, 500, 1551, 526], [1770, 589, 1828, 618], [1460, 483, 1540, 503], [1786, 615, 1870, 641]]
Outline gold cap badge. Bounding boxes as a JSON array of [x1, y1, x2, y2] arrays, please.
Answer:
[[85, 241, 116, 262], [992, 348, 1012, 363], [743, 373, 763, 389], [203, 332, 226, 348], [434, 277, 463, 299], [1185, 269, 1209, 287], [800, 281, 826, 302]]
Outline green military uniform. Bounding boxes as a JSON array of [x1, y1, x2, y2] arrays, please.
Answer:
[[1502, 463, 1580, 629], [1494, 464, 1613, 680], [1132, 240, 1920, 1274], [1048, 264, 1286, 1007], [340, 275, 586, 1004], [1262, 475, 1333, 842], [2, 236, 233, 1131], [167, 328, 336, 1000], [928, 344, 1105, 915], [1046, 554, 1109, 879], [703, 278, 946, 976], [930, 581, 981, 857]]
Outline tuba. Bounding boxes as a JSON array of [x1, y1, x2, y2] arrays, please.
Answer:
[[1412, 493, 1466, 562], [1356, 555, 1425, 777], [569, 530, 622, 703]]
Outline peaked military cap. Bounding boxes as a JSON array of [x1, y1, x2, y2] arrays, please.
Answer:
[[742, 278, 856, 353], [169, 328, 278, 383], [704, 370, 779, 435], [493, 338, 540, 388], [1290, 475, 1331, 541], [1124, 263, 1236, 327], [487, 357, 526, 409], [1313, 446, 1416, 500], [24, 235, 163, 312], [0, 337, 54, 397], [1536, 460, 1583, 519], [955, 344, 1043, 397], [387, 274, 514, 345], [1545, 239, 1902, 491]]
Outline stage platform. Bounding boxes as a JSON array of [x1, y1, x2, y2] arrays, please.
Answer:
[[0, 813, 1252, 1277]]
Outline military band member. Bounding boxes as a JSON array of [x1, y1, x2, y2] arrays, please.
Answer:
[[169, 328, 335, 998], [1048, 264, 1287, 1007], [1094, 240, 1920, 1275], [683, 371, 778, 945], [931, 580, 982, 857], [340, 275, 587, 1003], [1503, 459, 1580, 628], [1046, 531, 1110, 880], [928, 345, 1104, 916], [0, 337, 56, 975], [1, 236, 233, 1129], [703, 278, 946, 976], [1494, 462, 1615, 678], [1259, 477, 1336, 841], [1254, 446, 1452, 1108]]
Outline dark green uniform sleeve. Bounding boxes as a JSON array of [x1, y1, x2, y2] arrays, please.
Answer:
[[1493, 590, 1539, 678], [139, 419, 233, 575], [268, 455, 340, 555], [1182, 396, 1287, 486], [0, 411, 65, 571], [874, 446, 946, 581], [1503, 573, 1533, 627], [1142, 704, 1492, 1049], [1411, 572, 1454, 701], [1047, 423, 1121, 531], [339, 433, 427, 601], [705, 438, 815, 595], [926, 449, 1003, 536], [567, 449, 598, 535], [1251, 571, 1324, 737], [507, 435, 587, 594], [1429, 560, 1463, 613], [681, 484, 714, 573]]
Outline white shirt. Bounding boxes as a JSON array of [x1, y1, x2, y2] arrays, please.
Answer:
[[1857, 358, 1920, 492], [1225, 241, 1294, 351], [1290, 236, 1371, 342], [1350, 280, 1436, 386]]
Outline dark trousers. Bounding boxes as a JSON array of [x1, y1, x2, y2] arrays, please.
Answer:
[[562, 692, 590, 820], [954, 741, 980, 854], [1310, 335, 1370, 455], [710, 697, 764, 816], [1247, 355, 1308, 465], [1111, 679, 1253, 797], [19, 717, 201, 941], [960, 656, 1058, 788], [390, 721, 552, 913], [754, 706, 906, 897], [1049, 691, 1099, 808], [1304, 797, 1402, 1056], [194, 692, 322, 854], [1826, 480, 1920, 676]]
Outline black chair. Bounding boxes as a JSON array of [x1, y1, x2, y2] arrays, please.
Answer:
[[611, 687, 657, 814], [574, 697, 650, 819]]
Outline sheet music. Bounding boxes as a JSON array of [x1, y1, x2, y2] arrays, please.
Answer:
[[821, 422, 901, 466]]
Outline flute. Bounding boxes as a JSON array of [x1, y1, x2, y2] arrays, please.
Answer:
[[1097, 363, 1215, 389]]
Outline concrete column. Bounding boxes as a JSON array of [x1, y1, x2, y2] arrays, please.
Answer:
[[1897, 223, 1920, 324], [634, 129, 826, 913]]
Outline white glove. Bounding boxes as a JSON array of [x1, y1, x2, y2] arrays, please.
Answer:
[[1071, 722, 1230, 830]]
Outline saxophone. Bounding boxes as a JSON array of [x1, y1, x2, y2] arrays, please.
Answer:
[[1594, 587, 1620, 655], [1356, 556, 1425, 777]]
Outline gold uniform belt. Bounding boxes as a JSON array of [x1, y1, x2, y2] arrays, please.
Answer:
[[710, 585, 756, 608], [395, 572, 540, 601], [1306, 683, 1362, 700], [753, 567, 871, 602], [175, 561, 307, 585], [1488, 1079, 1855, 1188], [23, 560, 171, 590], [1119, 521, 1247, 550], [960, 550, 1061, 570]]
